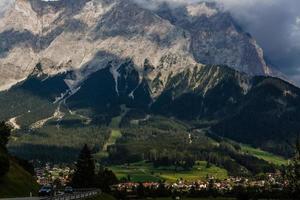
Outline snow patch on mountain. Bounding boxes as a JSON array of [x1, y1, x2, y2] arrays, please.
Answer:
[[109, 64, 121, 96]]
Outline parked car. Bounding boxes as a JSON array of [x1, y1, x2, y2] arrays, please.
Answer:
[[64, 186, 74, 194], [39, 185, 54, 196]]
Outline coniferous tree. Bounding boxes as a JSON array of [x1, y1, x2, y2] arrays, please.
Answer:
[[71, 144, 95, 188], [0, 122, 11, 178], [95, 166, 118, 192], [0, 152, 9, 178], [285, 138, 300, 197], [0, 122, 10, 148]]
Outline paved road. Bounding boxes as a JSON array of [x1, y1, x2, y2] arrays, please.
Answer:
[[0, 198, 41, 200], [0, 189, 101, 200]]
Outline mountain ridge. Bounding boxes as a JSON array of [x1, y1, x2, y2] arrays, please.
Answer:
[[1, 61, 299, 158], [0, 0, 273, 93]]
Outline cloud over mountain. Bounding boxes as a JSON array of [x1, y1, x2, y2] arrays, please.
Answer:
[[134, 0, 300, 84], [219, 0, 300, 83]]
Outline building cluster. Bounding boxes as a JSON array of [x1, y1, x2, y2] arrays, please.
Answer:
[[35, 163, 73, 186], [112, 173, 286, 193]]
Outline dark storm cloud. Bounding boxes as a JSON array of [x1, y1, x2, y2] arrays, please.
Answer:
[[220, 0, 300, 83]]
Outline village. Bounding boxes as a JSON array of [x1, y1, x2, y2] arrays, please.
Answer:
[[35, 163, 73, 187], [34, 163, 286, 195], [111, 173, 285, 192]]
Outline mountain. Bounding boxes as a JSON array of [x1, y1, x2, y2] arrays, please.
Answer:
[[0, 0, 271, 92], [155, 2, 270, 76], [0, 0, 298, 164], [2, 63, 299, 159]]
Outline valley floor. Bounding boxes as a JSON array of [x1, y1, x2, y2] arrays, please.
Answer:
[[109, 161, 228, 183]]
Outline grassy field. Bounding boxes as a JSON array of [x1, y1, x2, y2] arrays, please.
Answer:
[[241, 144, 288, 166], [109, 162, 161, 182], [110, 116, 122, 128], [102, 129, 122, 151], [0, 158, 39, 198], [94, 129, 122, 160], [99, 106, 126, 155], [98, 113, 123, 157], [109, 161, 228, 183], [110, 105, 129, 128]]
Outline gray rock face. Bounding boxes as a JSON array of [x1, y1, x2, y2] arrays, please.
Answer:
[[155, 2, 270, 76], [0, 0, 271, 92]]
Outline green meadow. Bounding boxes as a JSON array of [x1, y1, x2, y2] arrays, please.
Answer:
[[109, 161, 228, 183], [241, 144, 288, 166]]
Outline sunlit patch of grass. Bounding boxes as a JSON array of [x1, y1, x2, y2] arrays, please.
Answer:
[[109, 161, 228, 183], [241, 144, 288, 166]]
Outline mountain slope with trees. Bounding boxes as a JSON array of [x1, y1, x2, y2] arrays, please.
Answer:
[[0, 122, 38, 198], [1, 64, 298, 165]]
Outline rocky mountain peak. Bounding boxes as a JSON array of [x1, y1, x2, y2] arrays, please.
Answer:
[[155, 1, 270, 76], [0, 0, 272, 93]]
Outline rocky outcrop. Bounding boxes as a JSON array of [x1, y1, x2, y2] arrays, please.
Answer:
[[155, 2, 270, 76]]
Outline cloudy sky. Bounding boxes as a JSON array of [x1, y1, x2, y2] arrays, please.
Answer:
[[135, 0, 300, 83], [219, 0, 300, 83], [1, 0, 300, 84]]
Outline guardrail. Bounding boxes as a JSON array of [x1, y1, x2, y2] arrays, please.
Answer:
[[44, 189, 101, 200]]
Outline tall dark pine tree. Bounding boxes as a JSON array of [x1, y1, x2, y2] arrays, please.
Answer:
[[286, 138, 300, 197], [0, 122, 10, 178], [0, 121, 10, 148], [95, 166, 118, 192], [72, 144, 95, 188]]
